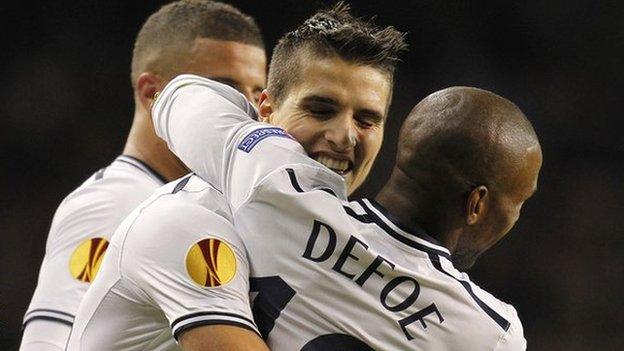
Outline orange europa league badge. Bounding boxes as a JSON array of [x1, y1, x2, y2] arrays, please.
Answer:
[[69, 237, 109, 283], [186, 238, 237, 287]]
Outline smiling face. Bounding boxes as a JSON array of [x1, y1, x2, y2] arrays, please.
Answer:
[[259, 56, 392, 194]]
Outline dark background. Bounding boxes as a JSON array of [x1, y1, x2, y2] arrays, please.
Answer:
[[1, 1, 622, 349]]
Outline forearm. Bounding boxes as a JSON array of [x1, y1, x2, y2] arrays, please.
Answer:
[[179, 324, 270, 351], [152, 74, 258, 190]]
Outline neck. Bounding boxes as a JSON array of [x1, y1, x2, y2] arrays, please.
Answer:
[[122, 106, 188, 182], [375, 167, 462, 254]]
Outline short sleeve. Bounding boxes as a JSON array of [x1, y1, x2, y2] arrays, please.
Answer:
[[119, 191, 258, 340], [494, 305, 527, 351]]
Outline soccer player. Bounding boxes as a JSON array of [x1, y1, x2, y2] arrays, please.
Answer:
[[20, 2, 266, 350], [67, 5, 407, 350], [148, 76, 540, 349]]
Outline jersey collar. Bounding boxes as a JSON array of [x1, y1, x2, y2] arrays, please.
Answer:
[[116, 155, 168, 185], [359, 198, 451, 257]]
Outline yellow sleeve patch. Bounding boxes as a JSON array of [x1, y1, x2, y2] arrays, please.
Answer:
[[69, 237, 109, 283], [186, 238, 237, 287]]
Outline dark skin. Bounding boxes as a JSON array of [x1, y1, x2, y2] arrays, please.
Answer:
[[376, 87, 542, 270]]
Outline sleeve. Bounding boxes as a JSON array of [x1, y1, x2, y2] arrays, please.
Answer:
[[23, 180, 120, 328], [494, 305, 527, 351], [151, 74, 347, 209], [20, 319, 71, 351], [120, 195, 259, 341]]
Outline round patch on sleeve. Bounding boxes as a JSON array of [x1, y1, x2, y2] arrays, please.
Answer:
[[185, 238, 237, 287], [69, 237, 109, 283]]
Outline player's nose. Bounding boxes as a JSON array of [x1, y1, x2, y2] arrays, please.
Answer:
[[324, 113, 357, 153]]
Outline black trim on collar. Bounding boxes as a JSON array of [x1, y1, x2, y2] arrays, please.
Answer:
[[354, 199, 451, 259], [117, 155, 168, 184], [365, 199, 445, 248], [343, 205, 373, 223]]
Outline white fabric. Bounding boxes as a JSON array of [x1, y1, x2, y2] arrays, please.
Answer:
[[21, 155, 164, 350], [66, 176, 256, 351], [19, 319, 71, 351]]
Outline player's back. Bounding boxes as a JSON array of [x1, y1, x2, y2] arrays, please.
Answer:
[[236, 164, 526, 350], [22, 155, 166, 350]]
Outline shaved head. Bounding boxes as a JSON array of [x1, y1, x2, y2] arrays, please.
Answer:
[[131, 0, 264, 88], [398, 87, 539, 198], [378, 87, 542, 269]]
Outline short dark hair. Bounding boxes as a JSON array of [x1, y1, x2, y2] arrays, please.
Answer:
[[267, 2, 408, 105], [131, 0, 264, 87]]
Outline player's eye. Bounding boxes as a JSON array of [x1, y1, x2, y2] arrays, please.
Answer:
[[306, 105, 337, 120], [354, 114, 382, 129], [355, 117, 374, 129]]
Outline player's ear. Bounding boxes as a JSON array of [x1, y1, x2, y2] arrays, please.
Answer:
[[258, 89, 274, 123], [136, 72, 163, 112], [465, 185, 489, 225]]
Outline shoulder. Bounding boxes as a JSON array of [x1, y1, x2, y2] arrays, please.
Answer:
[[250, 162, 347, 201], [118, 175, 244, 275], [461, 275, 526, 350], [45, 161, 159, 248], [59, 159, 160, 218]]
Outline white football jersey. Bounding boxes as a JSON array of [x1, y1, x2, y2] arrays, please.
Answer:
[[21, 155, 167, 350], [151, 74, 528, 350], [66, 175, 256, 351]]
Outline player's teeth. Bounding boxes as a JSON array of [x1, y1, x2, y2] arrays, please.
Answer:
[[315, 155, 349, 172]]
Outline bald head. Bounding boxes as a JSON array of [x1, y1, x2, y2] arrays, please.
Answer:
[[398, 87, 540, 196], [377, 86, 542, 269]]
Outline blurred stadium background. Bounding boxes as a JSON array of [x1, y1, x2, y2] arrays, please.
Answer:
[[1, 1, 623, 349]]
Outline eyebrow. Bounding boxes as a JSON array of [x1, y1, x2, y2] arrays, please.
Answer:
[[357, 108, 384, 124], [300, 95, 385, 122], [300, 95, 340, 107]]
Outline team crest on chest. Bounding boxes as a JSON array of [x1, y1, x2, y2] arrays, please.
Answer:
[[185, 238, 237, 287], [69, 237, 109, 283]]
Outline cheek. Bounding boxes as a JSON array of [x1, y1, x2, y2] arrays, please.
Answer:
[[359, 129, 384, 161], [491, 207, 519, 245], [283, 119, 322, 151]]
